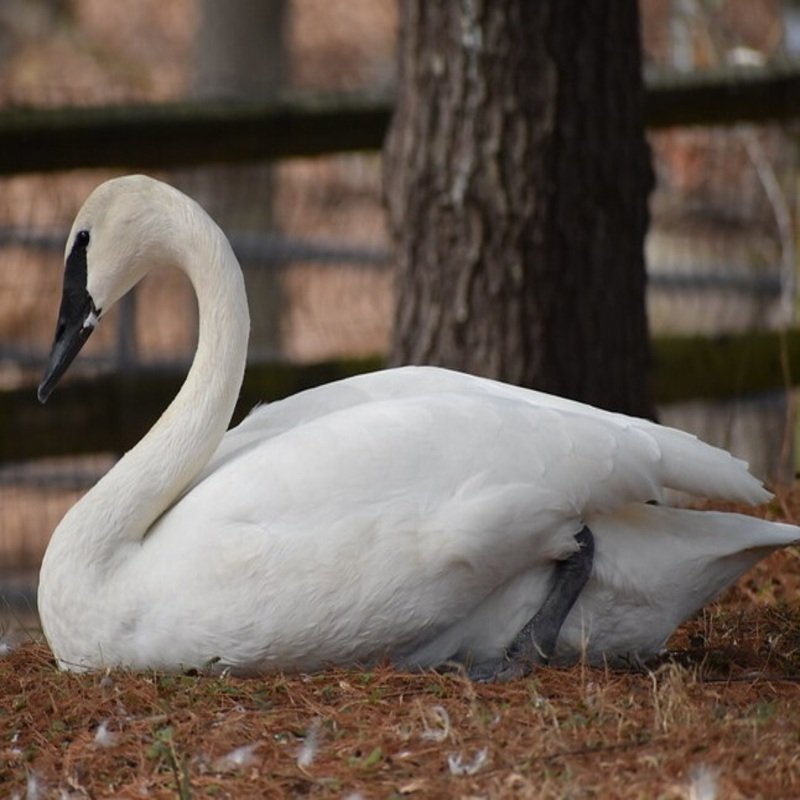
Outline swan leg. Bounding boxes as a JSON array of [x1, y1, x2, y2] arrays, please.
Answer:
[[469, 525, 595, 682]]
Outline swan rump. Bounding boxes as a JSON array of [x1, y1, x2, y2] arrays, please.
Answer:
[[36, 175, 799, 676]]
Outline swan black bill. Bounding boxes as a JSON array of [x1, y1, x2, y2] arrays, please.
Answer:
[[37, 297, 99, 403], [38, 230, 100, 404]]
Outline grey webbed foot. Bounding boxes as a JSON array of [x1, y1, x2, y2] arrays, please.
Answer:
[[467, 656, 530, 683], [469, 525, 595, 683]]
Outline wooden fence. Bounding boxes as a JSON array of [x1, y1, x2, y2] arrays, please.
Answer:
[[2, 65, 800, 464]]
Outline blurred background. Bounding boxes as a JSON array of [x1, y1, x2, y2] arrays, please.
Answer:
[[1, 0, 799, 624]]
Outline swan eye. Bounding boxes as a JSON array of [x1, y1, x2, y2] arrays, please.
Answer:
[[75, 230, 90, 248]]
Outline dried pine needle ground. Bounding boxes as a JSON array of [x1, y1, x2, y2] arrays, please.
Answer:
[[2, 491, 800, 799]]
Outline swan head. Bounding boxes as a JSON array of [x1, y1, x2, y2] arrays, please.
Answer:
[[38, 175, 185, 402]]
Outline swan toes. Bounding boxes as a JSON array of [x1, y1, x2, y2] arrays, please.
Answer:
[[467, 656, 536, 684]]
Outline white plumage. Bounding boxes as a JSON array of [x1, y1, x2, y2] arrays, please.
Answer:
[[36, 175, 799, 676]]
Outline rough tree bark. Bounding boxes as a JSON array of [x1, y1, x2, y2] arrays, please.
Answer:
[[384, 0, 654, 416]]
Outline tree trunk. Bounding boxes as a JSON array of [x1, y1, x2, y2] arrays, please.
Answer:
[[385, 0, 654, 416]]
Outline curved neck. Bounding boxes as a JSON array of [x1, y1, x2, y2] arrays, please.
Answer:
[[49, 204, 250, 573]]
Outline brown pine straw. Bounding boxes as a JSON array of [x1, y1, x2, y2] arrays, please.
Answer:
[[2, 489, 800, 798]]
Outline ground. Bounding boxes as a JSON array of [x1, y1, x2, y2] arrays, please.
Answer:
[[2, 491, 800, 799]]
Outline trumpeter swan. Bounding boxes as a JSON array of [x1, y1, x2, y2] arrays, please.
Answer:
[[37, 175, 799, 679]]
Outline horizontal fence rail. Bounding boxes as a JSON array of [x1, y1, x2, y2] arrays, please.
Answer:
[[2, 327, 798, 465], [1, 64, 800, 175], [644, 63, 800, 127], [0, 91, 391, 175], [0, 225, 781, 375], [1, 358, 384, 464], [0, 225, 389, 268]]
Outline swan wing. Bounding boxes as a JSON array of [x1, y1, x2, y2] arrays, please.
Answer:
[[199, 366, 769, 505]]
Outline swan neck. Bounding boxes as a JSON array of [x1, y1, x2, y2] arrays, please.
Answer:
[[51, 203, 250, 569]]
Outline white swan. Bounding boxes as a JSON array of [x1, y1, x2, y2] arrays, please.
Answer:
[[37, 175, 799, 678]]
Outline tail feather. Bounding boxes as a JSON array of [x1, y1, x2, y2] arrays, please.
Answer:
[[554, 503, 799, 664], [643, 423, 772, 504]]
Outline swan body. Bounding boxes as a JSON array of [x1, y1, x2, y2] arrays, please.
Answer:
[[37, 175, 799, 675]]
